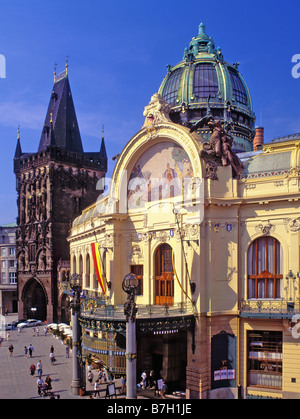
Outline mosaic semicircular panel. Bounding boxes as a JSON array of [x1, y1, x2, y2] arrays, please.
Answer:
[[128, 141, 193, 209]]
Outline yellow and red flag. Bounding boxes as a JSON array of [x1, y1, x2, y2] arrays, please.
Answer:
[[91, 242, 106, 294]]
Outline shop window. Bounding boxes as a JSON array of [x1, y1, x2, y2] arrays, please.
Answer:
[[247, 331, 282, 389], [247, 237, 283, 299]]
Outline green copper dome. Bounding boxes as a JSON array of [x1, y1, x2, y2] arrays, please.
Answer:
[[158, 23, 256, 152]]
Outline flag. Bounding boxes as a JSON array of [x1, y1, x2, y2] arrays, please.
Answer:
[[91, 242, 106, 294]]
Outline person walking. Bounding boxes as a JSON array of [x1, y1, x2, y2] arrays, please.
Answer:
[[29, 363, 36, 377], [65, 345, 69, 358], [28, 344, 34, 358], [141, 371, 147, 389], [121, 376, 126, 394], [37, 376, 44, 396], [36, 328, 39, 337], [49, 351, 56, 365], [45, 375, 52, 391], [24, 346, 28, 358], [37, 360, 43, 377], [8, 344, 14, 357], [160, 379, 168, 399], [94, 380, 100, 398], [87, 370, 94, 386]]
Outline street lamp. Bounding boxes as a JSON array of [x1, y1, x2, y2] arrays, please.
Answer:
[[123, 273, 138, 399], [66, 273, 85, 396]]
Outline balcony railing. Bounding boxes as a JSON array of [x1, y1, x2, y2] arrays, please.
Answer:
[[240, 298, 300, 318], [80, 299, 195, 321]]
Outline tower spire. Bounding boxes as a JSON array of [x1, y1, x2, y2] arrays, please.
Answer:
[[99, 124, 108, 171], [14, 125, 22, 159]]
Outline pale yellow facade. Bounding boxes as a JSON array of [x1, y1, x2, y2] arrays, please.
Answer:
[[68, 95, 300, 398]]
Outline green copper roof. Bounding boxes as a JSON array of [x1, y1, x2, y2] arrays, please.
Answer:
[[158, 23, 256, 153]]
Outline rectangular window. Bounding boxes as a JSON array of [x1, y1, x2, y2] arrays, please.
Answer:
[[9, 248, 16, 256], [130, 265, 143, 296], [194, 63, 219, 99], [247, 237, 283, 299], [9, 272, 17, 284], [248, 331, 282, 389], [9, 260, 17, 268]]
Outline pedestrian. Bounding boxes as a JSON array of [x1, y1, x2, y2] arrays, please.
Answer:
[[88, 370, 94, 385], [49, 352, 56, 364], [37, 376, 44, 396], [29, 363, 36, 377], [94, 380, 100, 397], [28, 344, 34, 358], [8, 344, 14, 357], [65, 345, 69, 358], [37, 360, 43, 377], [141, 371, 147, 389], [121, 376, 126, 394], [6, 332, 10, 341], [32, 328, 35, 337], [97, 369, 103, 383], [45, 375, 52, 391], [160, 379, 168, 399], [50, 344, 54, 354], [44, 327, 47, 336], [24, 346, 28, 358], [36, 328, 39, 337]]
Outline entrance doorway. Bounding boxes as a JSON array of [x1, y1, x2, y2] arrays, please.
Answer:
[[155, 244, 174, 305], [22, 278, 47, 321]]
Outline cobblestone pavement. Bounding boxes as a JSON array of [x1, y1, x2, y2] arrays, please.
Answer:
[[0, 325, 81, 399], [0, 322, 158, 400]]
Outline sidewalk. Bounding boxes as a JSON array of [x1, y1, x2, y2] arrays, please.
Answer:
[[0, 325, 161, 400], [0, 325, 79, 399]]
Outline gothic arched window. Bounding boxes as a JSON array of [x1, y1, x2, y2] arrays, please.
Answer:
[[247, 237, 283, 299]]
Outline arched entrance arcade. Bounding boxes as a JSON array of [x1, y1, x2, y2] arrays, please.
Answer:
[[21, 277, 48, 321]]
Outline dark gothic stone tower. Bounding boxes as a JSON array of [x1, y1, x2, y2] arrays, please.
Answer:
[[14, 66, 107, 323]]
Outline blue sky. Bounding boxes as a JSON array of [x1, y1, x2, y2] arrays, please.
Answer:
[[0, 0, 299, 225]]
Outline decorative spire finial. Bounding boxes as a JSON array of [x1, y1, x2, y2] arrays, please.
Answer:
[[198, 22, 206, 36], [65, 56, 69, 76], [17, 125, 20, 140], [54, 63, 57, 82], [102, 124, 104, 140]]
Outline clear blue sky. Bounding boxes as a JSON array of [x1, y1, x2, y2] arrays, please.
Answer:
[[0, 0, 299, 225]]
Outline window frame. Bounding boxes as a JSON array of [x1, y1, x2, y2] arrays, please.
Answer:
[[247, 237, 283, 299]]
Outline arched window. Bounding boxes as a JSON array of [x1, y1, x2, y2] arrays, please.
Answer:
[[72, 255, 76, 274], [247, 237, 283, 299], [79, 255, 83, 278]]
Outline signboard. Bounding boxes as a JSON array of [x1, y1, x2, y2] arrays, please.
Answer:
[[214, 369, 235, 381], [105, 383, 116, 399]]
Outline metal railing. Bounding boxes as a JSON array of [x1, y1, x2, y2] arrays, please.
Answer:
[[240, 298, 300, 318], [80, 300, 195, 321]]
